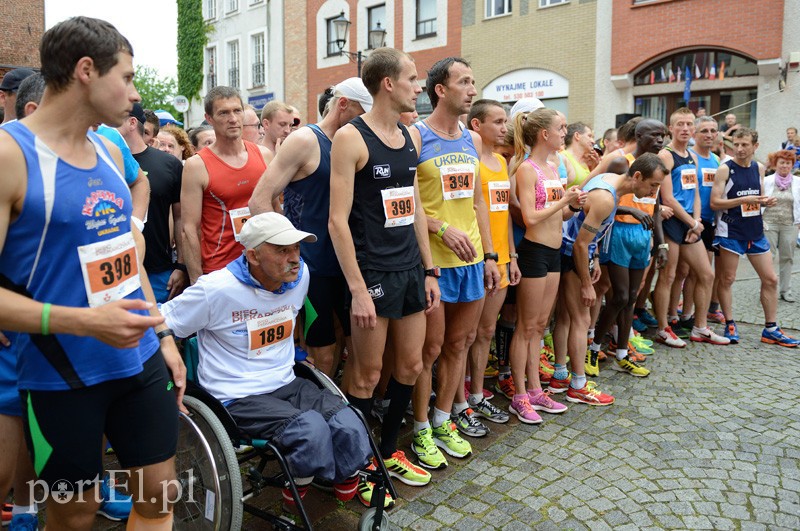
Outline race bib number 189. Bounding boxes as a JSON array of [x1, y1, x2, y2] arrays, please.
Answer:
[[77, 232, 141, 307], [246, 309, 294, 359]]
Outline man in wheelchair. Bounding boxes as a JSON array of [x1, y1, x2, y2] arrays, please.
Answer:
[[160, 212, 380, 508]]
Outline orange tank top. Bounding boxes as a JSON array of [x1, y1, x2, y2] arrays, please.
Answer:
[[198, 141, 266, 273], [615, 153, 658, 224]]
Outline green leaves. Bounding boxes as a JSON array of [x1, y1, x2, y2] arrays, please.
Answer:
[[177, 0, 208, 101], [135, 65, 179, 118]]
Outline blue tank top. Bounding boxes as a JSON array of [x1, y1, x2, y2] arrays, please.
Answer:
[[715, 159, 763, 240], [283, 124, 341, 276], [690, 149, 720, 222], [561, 174, 618, 257], [557, 152, 568, 186], [666, 147, 697, 214], [0, 122, 159, 391]]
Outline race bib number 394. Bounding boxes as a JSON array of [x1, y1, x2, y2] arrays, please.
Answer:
[[77, 232, 141, 307], [247, 309, 294, 359], [381, 186, 415, 227], [440, 164, 475, 200]]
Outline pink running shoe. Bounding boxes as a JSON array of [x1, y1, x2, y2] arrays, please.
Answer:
[[509, 395, 543, 424], [527, 389, 568, 414]]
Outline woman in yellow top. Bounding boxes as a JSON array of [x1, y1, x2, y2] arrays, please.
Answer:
[[562, 122, 600, 188]]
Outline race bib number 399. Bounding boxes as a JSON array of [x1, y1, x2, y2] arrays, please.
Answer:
[[77, 232, 141, 307], [440, 164, 475, 200], [247, 309, 294, 359], [381, 186, 415, 227]]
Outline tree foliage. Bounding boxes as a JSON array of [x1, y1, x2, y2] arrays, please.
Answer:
[[135, 66, 179, 117], [177, 0, 208, 101]]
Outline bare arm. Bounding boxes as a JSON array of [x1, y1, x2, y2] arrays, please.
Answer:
[[516, 162, 581, 227], [573, 192, 614, 305], [709, 164, 744, 210], [128, 169, 151, 221], [658, 148, 696, 227], [249, 129, 317, 214], [180, 156, 208, 284]]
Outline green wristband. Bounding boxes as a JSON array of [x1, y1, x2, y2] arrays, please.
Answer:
[[41, 303, 52, 336], [436, 222, 449, 238]]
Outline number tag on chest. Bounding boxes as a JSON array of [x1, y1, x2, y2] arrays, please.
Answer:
[[440, 164, 475, 200], [681, 169, 698, 190], [701, 168, 716, 187], [543, 180, 565, 209], [246, 308, 293, 359], [229, 207, 251, 242], [741, 201, 761, 217], [381, 186, 415, 227], [488, 181, 510, 211], [77, 232, 141, 307]]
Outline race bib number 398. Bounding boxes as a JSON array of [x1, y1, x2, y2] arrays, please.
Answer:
[[381, 186, 415, 227], [440, 164, 475, 200], [247, 309, 294, 359], [77, 232, 141, 307]]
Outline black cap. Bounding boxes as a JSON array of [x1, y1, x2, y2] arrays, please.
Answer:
[[129, 102, 146, 124], [0, 68, 36, 92]]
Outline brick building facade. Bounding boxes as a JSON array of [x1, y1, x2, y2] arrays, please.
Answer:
[[0, 1, 44, 78]]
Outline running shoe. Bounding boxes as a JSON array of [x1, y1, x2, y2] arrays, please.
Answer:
[[540, 354, 555, 385], [635, 309, 658, 327], [411, 428, 448, 469], [585, 349, 600, 377], [452, 408, 490, 438], [632, 315, 648, 333], [629, 336, 654, 355], [612, 356, 651, 377], [761, 327, 800, 347], [566, 381, 615, 406], [690, 327, 731, 345], [678, 316, 695, 333], [547, 375, 571, 394], [432, 421, 472, 458], [383, 450, 431, 486], [494, 375, 516, 400], [527, 389, 568, 414], [471, 398, 510, 424], [631, 330, 654, 346], [464, 381, 494, 401], [1, 504, 11, 527], [607, 341, 647, 362], [98, 474, 133, 521], [484, 364, 499, 379], [508, 395, 543, 424], [707, 309, 726, 324], [655, 327, 686, 348], [669, 318, 691, 339], [724, 321, 739, 344], [543, 332, 554, 357], [357, 465, 395, 509]]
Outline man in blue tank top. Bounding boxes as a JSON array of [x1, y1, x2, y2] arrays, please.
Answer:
[[329, 48, 440, 491], [653, 108, 730, 348], [249, 77, 372, 377], [0, 17, 185, 530], [710, 128, 799, 347]]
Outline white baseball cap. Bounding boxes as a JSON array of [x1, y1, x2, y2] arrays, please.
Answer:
[[239, 212, 317, 249], [333, 77, 373, 113], [510, 98, 545, 119]]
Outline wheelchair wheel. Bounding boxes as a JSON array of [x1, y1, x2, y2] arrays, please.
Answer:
[[357, 507, 390, 531], [174, 396, 243, 530]]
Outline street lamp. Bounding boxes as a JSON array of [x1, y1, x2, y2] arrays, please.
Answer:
[[332, 11, 387, 77]]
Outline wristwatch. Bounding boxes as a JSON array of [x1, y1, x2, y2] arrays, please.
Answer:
[[424, 267, 441, 278], [483, 252, 499, 262], [509, 253, 519, 259], [658, 243, 669, 251], [156, 329, 175, 340]]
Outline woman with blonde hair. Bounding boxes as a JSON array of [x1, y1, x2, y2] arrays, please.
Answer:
[[158, 124, 194, 161]]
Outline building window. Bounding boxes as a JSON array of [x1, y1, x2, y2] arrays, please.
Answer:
[[367, 5, 386, 49], [326, 16, 341, 57], [226, 0, 239, 13], [248, 0, 262, 4], [228, 41, 239, 88], [204, 0, 216, 19], [486, 0, 511, 18], [539, 0, 568, 7], [416, 0, 437, 38], [251, 33, 265, 87], [633, 50, 758, 87], [206, 46, 217, 89]]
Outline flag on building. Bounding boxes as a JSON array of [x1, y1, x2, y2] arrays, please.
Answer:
[[709, 63, 716, 80], [695, 64, 702, 79], [650, 70, 655, 84], [719, 61, 726, 80], [684, 66, 692, 103], [660, 67, 667, 82], [669, 67, 676, 82], [677, 68, 682, 83]]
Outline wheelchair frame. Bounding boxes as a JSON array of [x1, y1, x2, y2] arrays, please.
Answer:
[[173, 358, 398, 530]]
